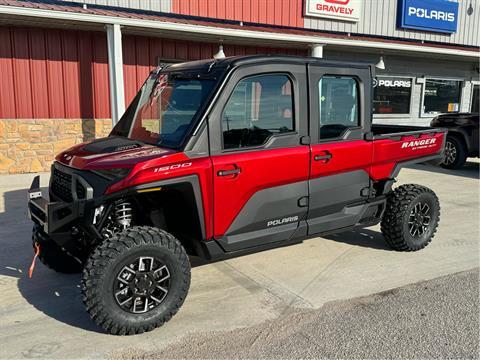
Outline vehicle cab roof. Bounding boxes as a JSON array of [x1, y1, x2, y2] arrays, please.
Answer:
[[165, 55, 374, 74]]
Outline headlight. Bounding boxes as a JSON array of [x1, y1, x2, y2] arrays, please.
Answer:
[[94, 168, 131, 181]]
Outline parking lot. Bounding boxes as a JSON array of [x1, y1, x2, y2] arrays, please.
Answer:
[[0, 161, 478, 359]]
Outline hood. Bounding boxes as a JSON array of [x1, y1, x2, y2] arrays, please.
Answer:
[[56, 136, 180, 170]]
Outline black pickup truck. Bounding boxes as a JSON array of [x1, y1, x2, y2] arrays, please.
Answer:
[[430, 113, 479, 169]]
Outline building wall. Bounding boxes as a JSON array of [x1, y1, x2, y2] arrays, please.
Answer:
[[304, 0, 480, 47], [0, 119, 111, 174], [0, 27, 111, 119], [61, 0, 172, 12], [325, 49, 479, 126], [172, 0, 304, 27], [0, 25, 307, 174], [62, 0, 480, 47]]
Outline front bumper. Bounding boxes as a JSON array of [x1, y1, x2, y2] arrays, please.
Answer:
[[28, 175, 85, 235], [28, 174, 95, 252]]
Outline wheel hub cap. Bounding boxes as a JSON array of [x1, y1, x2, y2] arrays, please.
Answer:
[[408, 202, 431, 237], [443, 141, 457, 165], [114, 256, 171, 314]]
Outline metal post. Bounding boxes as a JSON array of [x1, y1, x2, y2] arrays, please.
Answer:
[[106, 24, 125, 126], [310, 44, 324, 58]]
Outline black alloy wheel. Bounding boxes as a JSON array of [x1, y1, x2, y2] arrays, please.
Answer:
[[114, 256, 171, 314]]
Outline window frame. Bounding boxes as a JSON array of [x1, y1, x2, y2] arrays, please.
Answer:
[[317, 75, 362, 143], [372, 75, 414, 118], [470, 84, 480, 113], [220, 72, 297, 152], [420, 77, 464, 117]]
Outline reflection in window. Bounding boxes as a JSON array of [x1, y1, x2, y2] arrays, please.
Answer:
[[471, 85, 479, 113], [373, 77, 412, 114], [424, 79, 462, 114], [319, 76, 359, 139], [222, 74, 294, 150]]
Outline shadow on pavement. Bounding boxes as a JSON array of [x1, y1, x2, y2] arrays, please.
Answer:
[[0, 185, 392, 334], [323, 228, 392, 250], [0, 186, 102, 334], [408, 161, 479, 180]]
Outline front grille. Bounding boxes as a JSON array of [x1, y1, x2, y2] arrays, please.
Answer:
[[76, 181, 86, 200], [51, 167, 73, 202]]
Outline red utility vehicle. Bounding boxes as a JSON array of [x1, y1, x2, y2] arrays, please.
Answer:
[[28, 56, 446, 335]]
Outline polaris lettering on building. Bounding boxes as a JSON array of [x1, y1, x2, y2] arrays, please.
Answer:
[[267, 216, 299, 227], [378, 79, 412, 88], [398, 0, 458, 33], [401, 138, 437, 150], [305, 0, 362, 22]]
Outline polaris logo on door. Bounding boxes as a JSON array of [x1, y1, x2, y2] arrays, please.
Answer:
[[267, 216, 299, 227], [401, 138, 437, 150], [398, 0, 458, 33], [305, 0, 362, 22]]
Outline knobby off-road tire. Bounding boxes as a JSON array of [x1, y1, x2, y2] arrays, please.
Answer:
[[381, 184, 440, 251], [82, 226, 191, 335], [441, 135, 467, 169], [32, 224, 83, 274]]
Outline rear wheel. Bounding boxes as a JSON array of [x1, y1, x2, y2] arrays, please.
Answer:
[[441, 135, 467, 169], [381, 184, 440, 251], [32, 224, 83, 274], [81, 226, 190, 335]]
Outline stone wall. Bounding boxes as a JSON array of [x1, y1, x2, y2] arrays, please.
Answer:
[[0, 119, 112, 174]]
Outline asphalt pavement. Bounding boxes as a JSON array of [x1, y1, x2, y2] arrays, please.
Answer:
[[113, 268, 480, 359], [0, 160, 478, 359]]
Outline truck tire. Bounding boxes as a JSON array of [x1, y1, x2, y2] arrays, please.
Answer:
[[81, 226, 191, 335], [381, 184, 440, 251], [441, 135, 467, 169], [32, 224, 83, 274]]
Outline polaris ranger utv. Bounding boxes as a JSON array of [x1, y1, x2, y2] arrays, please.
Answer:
[[28, 55, 446, 335]]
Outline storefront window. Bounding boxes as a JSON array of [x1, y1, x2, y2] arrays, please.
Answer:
[[373, 77, 412, 114], [423, 79, 462, 114]]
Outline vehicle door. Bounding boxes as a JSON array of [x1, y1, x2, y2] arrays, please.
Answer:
[[307, 64, 374, 235], [208, 63, 310, 252]]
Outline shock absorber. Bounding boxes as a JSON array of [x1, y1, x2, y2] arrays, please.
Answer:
[[115, 201, 133, 229]]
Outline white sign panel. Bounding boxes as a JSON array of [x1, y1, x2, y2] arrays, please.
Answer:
[[305, 0, 362, 22]]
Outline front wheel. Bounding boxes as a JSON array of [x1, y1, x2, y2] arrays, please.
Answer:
[[81, 226, 191, 335], [381, 184, 440, 251]]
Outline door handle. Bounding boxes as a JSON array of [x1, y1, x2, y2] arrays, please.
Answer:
[[314, 153, 332, 162], [217, 168, 241, 177]]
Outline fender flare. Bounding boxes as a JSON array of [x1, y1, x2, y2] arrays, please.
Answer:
[[133, 175, 206, 240], [445, 129, 470, 151]]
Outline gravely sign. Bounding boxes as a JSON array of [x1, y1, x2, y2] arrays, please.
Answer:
[[305, 0, 362, 22]]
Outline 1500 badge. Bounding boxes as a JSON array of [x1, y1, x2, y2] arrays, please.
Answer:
[[153, 162, 192, 173]]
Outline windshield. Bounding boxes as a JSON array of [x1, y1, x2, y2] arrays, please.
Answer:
[[111, 72, 215, 148]]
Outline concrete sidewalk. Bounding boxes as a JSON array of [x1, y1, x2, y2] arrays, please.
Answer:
[[0, 161, 478, 359]]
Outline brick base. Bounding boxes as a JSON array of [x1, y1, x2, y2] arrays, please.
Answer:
[[0, 119, 112, 174]]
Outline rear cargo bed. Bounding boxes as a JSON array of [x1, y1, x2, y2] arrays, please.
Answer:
[[367, 124, 447, 180]]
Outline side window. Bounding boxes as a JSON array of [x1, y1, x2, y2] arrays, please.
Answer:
[[319, 76, 359, 140], [222, 74, 294, 150]]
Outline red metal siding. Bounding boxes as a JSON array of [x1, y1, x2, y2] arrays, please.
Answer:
[[0, 26, 110, 119], [92, 33, 111, 119], [172, 0, 304, 27], [122, 34, 307, 105], [1, 26, 306, 120], [29, 31, 49, 119]]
